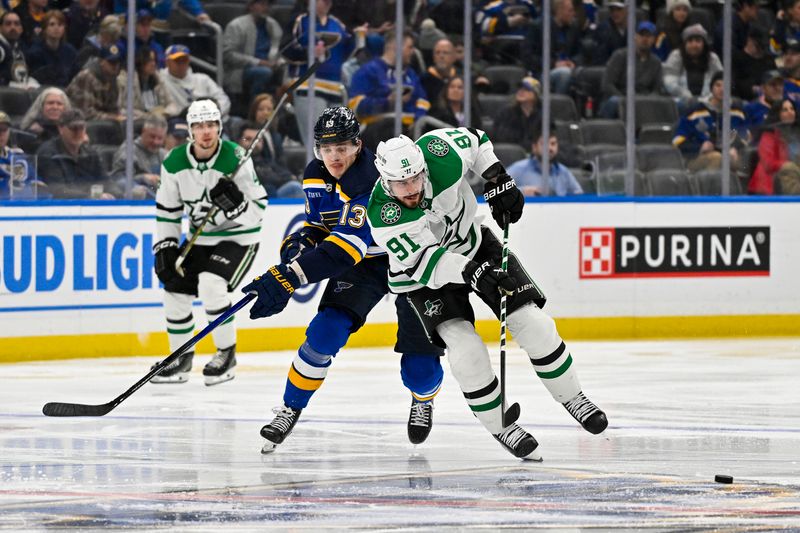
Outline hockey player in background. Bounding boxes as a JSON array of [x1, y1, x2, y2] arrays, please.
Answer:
[[152, 99, 267, 385], [365, 128, 608, 459], [242, 106, 445, 453]]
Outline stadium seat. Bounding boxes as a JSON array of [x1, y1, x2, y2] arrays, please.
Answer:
[[95, 144, 119, 175], [639, 123, 674, 144], [551, 94, 579, 122], [693, 170, 743, 195], [270, 4, 296, 31], [0, 87, 33, 125], [478, 93, 513, 123], [571, 167, 596, 194], [204, 3, 247, 29], [636, 144, 685, 173], [580, 119, 625, 146], [596, 169, 648, 196], [646, 168, 695, 196], [493, 142, 528, 168], [283, 145, 308, 177], [86, 120, 124, 146], [554, 121, 584, 166], [618, 95, 679, 130], [482, 65, 528, 94]]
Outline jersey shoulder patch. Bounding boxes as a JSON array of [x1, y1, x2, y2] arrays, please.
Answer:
[[212, 140, 244, 175], [416, 134, 463, 195], [367, 182, 425, 229], [162, 144, 192, 174]]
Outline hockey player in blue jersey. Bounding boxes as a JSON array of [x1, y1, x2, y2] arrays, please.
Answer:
[[242, 106, 444, 453]]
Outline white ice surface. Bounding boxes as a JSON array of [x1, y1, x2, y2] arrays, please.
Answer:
[[1, 339, 799, 531]]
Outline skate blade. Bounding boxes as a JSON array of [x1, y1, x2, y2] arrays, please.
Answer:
[[261, 441, 278, 454], [150, 372, 190, 384], [522, 448, 543, 462], [204, 370, 235, 386]]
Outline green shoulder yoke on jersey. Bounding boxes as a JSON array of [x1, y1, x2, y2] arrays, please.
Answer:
[[367, 183, 426, 229], [162, 140, 243, 175], [416, 134, 464, 196]]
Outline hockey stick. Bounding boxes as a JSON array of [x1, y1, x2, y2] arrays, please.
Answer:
[[499, 213, 520, 427], [174, 60, 323, 276], [42, 293, 256, 417]]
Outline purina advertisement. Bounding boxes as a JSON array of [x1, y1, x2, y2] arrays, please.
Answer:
[[1, 200, 799, 358]]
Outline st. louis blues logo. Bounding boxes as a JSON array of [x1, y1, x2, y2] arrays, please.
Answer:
[[334, 281, 353, 293]]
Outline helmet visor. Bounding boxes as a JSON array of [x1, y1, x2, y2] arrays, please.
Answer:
[[387, 170, 426, 199], [317, 141, 360, 160]]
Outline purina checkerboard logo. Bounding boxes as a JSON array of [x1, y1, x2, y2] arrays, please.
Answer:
[[579, 226, 770, 279]]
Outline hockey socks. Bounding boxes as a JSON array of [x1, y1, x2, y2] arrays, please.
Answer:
[[400, 353, 443, 403], [282, 308, 352, 409], [283, 341, 332, 408], [507, 305, 581, 402]]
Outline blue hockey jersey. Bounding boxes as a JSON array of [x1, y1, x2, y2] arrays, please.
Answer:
[[292, 147, 386, 284], [348, 58, 430, 126]]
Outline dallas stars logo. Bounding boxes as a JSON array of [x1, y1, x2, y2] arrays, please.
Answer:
[[185, 188, 222, 226], [427, 138, 449, 157], [424, 299, 443, 317], [380, 202, 402, 224]]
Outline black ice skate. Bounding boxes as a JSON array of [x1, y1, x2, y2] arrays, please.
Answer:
[[407, 399, 434, 444], [563, 391, 608, 434], [493, 423, 542, 461], [203, 345, 236, 386], [150, 352, 193, 383], [260, 405, 303, 454]]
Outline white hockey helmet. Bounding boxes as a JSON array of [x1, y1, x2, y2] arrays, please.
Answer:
[[375, 134, 428, 199], [186, 99, 222, 141]]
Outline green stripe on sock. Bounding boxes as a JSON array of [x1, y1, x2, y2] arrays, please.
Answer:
[[536, 354, 573, 379], [167, 324, 195, 334], [469, 394, 502, 412]]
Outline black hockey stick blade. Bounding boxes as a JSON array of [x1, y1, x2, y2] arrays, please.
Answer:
[[503, 402, 520, 427], [43, 400, 115, 417], [42, 293, 255, 417]]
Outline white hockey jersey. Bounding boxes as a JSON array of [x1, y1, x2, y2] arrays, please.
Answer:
[[155, 140, 268, 247], [366, 127, 499, 293]]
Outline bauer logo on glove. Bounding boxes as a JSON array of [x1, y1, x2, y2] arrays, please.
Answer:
[[242, 264, 301, 319]]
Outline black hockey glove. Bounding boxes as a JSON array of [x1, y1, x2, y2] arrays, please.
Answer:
[[210, 179, 247, 219], [483, 173, 524, 227], [462, 260, 517, 298], [280, 229, 318, 263], [154, 238, 180, 284]]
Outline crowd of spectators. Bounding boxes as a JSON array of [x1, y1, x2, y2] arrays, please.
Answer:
[[1, 0, 800, 201]]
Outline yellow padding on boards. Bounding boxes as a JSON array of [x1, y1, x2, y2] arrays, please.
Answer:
[[288, 366, 324, 391], [2, 314, 800, 363]]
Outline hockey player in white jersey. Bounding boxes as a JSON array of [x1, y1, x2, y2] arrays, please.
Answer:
[[366, 128, 608, 459], [152, 99, 267, 385]]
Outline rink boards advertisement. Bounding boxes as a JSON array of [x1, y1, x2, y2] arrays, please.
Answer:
[[1, 199, 799, 360]]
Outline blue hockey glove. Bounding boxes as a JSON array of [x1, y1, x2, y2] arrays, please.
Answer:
[[242, 264, 300, 319], [210, 179, 247, 219], [483, 173, 524, 227], [280, 229, 318, 263]]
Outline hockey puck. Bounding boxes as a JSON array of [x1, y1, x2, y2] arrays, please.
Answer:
[[714, 474, 733, 484]]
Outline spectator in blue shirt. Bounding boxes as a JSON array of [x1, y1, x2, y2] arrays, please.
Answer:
[[348, 29, 430, 127], [113, 0, 210, 26], [116, 9, 165, 69], [507, 124, 584, 197], [26, 10, 78, 87]]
